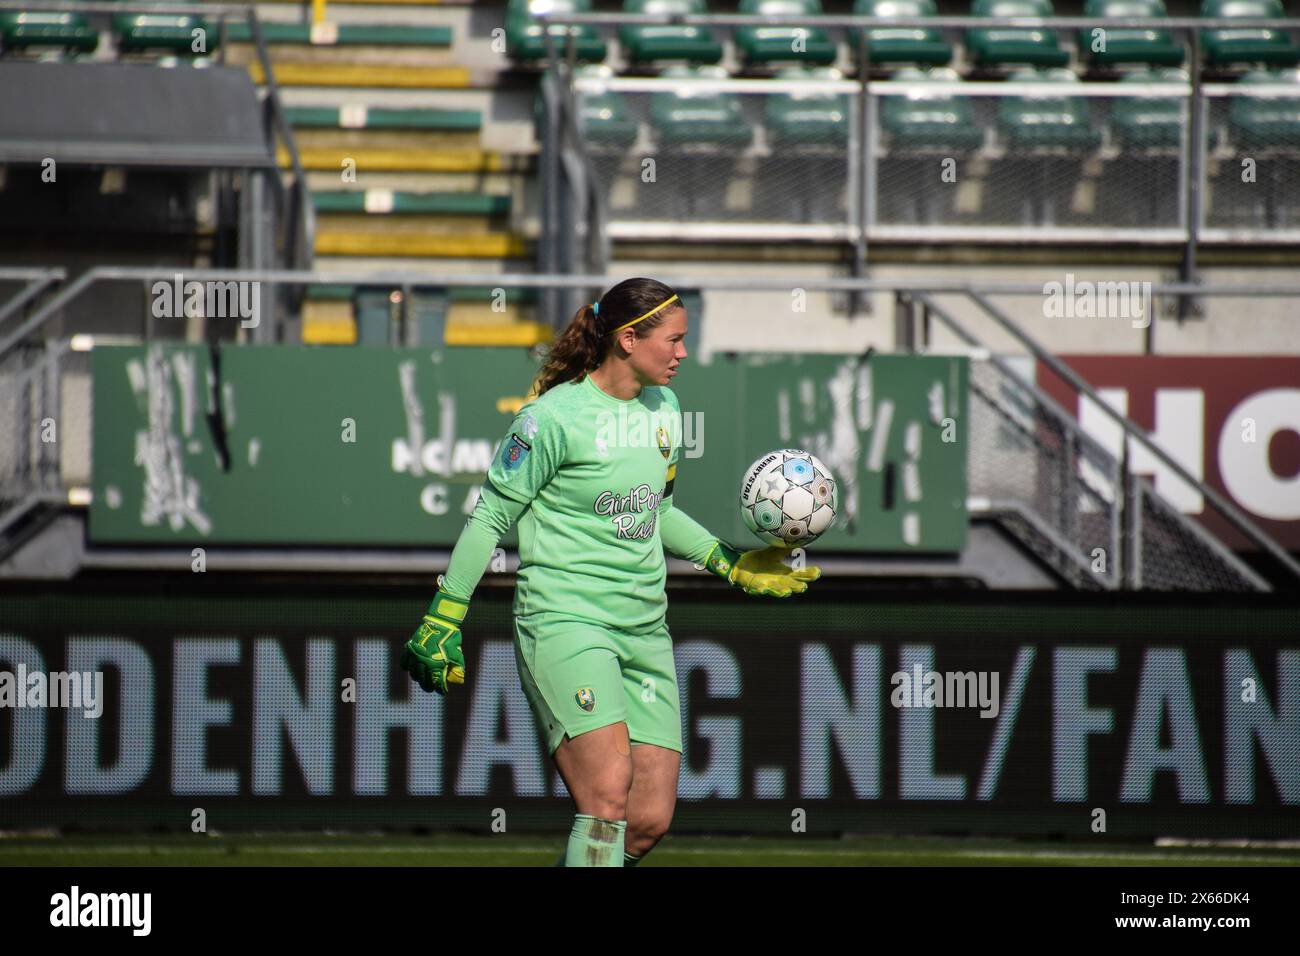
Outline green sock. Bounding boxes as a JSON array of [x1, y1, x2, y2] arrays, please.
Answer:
[[623, 851, 643, 867], [564, 814, 626, 867]]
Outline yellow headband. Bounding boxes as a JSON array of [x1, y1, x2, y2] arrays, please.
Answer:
[[607, 294, 680, 334]]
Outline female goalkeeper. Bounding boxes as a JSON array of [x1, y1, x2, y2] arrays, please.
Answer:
[[400, 276, 820, 867]]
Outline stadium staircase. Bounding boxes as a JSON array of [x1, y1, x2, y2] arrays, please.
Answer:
[[229, 0, 550, 347]]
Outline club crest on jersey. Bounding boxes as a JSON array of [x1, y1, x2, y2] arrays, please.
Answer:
[[501, 434, 531, 472], [657, 425, 671, 459], [575, 688, 596, 712]]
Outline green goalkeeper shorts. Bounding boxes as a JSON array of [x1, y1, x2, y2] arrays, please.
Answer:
[[513, 611, 682, 756]]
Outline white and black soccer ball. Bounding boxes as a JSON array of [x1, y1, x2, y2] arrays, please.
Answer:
[[739, 449, 838, 548]]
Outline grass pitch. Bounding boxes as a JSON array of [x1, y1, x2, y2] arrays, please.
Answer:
[[2, 833, 1298, 867]]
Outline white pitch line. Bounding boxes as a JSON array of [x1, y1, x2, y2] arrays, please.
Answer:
[[1, 845, 1296, 864]]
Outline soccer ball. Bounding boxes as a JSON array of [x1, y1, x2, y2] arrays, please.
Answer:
[[739, 449, 838, 548]]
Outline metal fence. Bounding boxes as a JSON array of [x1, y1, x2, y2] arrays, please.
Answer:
[[575, 73, 860, 241], [539, 11, 1300, 298], [567, 72, 1300, 244], [2, 267, 1298, 592]]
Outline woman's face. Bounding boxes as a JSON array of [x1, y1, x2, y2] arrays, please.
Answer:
[[624, 306, 688, 387]]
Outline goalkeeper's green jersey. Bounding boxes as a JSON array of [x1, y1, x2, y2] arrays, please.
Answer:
[[486, 374, 693, 632]]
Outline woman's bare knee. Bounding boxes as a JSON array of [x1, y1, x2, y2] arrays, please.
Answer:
[[554, 724, 634, 820], [626, 809, 673, 851]]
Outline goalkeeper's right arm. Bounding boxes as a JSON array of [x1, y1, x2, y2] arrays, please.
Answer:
[[402, 480, 527, 694]]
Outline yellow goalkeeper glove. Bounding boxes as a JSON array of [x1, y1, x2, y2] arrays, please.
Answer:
[[401, 586, 467, 694], [704, 542, 821, 597]]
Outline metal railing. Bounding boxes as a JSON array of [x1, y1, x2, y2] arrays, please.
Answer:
[[0, 0, 316, 321], [1, 266, 1298, 590], [535, 11, 1300, 309]]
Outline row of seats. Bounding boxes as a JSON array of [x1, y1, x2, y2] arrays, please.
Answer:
[[577, 63, 1300, 151], [0, 8, 454, 56], [0, 9, 216, 54], [508, 0, 1300, 70]]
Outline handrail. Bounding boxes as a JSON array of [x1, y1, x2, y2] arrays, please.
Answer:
[[248, 7, 316, 280], [964, 290, 1300, 585], [0, 269, 65, 329], [0, 0, 316, 315], [2, 267, 1296, 588], [537, 12, 1300, 29], [914, 290, 1275, 591], [4, 268, 1298, 296]]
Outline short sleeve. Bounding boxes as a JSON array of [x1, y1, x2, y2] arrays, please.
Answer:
[[486, 403, 565, 505]]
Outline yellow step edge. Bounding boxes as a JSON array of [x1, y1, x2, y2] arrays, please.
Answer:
[[249, 62, 471, 88], [261, 0, 446, 4], [281, 147, 505, 173], [445, 321, 553, 347], [315, 230, 528, 257], [302, 314, 357, 345], [301, 318, 552, 348]]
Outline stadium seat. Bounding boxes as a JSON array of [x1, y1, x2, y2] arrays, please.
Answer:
[[1110, 67, 1188, 149], [759, 67, 850, 223], [619, 0, 723, 65], [1229, 68, 1300, 149], [0, 11, 99, 54], [311, 191, 510, 216], [997, 67, 1101, 149], [765, 66, 850, 145], [735, 0, 838, 67], [505, 0, 608, 63], [282, 106, 481, 133], [114, 11, 217, 55], [1201, 0, 1300, 68], [221, 21, 453, 47], [966, 0, 1070, 69], [854, 0, 952, 67], [650, 65, 751, 145], [1080, 0, 1184, 68], [574, 63, 640, 148], [880, 67, 984, 150]]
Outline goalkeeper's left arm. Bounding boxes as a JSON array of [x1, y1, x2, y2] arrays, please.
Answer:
[[658, 467, 820, 598]]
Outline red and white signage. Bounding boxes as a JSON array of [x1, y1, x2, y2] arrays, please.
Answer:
[[1037, 357, 1300, 551]]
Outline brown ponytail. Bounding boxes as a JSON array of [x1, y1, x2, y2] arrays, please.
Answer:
[[532, 277, 680, 396]]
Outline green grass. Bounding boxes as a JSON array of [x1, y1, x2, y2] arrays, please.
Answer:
[[2, 833, 1298, 867]]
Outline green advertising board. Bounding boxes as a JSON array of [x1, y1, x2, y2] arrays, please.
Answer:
[[90, 346, 966, 551]]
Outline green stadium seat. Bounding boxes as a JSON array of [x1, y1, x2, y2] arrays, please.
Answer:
[[0, 12, 99, 53], [997, 67, 1101, 149], [1110, 67, 1187, 148], [283, 106, 481, 132], [735, 0, 838, 67], [506, 0, 608, 63], [220, 22, 453, 47], [967, 0, 1070, 69], [1229, 68, 1300, 149], [1080, 0, 1184, 68], [759, 67, 850, 223], [880, 67, 984, 150], [574, 64, 640, 148], [1201, 0, 1300, 69], [311, 191, 510, 216], [619, 0, 722, 65], [765, 66, 849, 145], [114, 12, 217, 54], [650, 65, 752, 145], [854, 0, 952, 67]]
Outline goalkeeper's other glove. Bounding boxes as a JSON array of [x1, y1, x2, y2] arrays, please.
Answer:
[[401, 583, 468, 694], [704, 542, 821, 597]]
